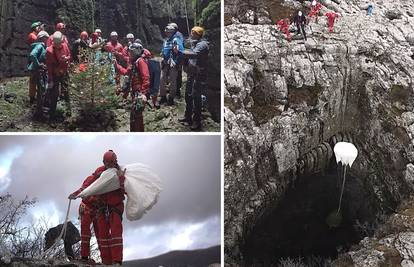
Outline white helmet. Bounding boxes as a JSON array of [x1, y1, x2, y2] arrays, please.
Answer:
[[53, 31, 63, 44], [168, 22, 178, 30], [128, 42, 144, 58], [165, 25, 175, 32], [126, 33, 134, 39], [312, 0, 317, 6], [298, 11, 303, 16], [95, 28, 102, 33], [110, 31, 118, 37], [37, 30, 49, 40]]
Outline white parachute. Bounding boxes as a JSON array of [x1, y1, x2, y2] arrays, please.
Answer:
[[333, 142, 358, 167], [77, 163, 162, 221]]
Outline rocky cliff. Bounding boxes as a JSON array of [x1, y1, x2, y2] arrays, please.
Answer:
[[0, 0, 194, 77], [224, 0, 414, 265]]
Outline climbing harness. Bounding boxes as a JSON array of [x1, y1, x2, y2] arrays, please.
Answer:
[[41, 199, 72, 259]]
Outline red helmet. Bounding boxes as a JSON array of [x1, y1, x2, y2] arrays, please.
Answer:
[[80, 31, 88, 39], [91, 32, 98, 44], [103, 150, 117, 164], [56, 23, 65, 30]]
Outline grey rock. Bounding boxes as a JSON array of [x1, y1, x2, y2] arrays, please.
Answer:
[[224, 0, 414, 264]]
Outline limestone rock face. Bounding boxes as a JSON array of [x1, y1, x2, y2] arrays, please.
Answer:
[[224, 0, 414, 264], [0, 0, 194, 77]]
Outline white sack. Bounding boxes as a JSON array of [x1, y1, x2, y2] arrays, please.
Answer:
[[77, 168, 119, 198], [77, 163, 162, 221], [334, 142, 358, 167], [123, 163, 162, 221]]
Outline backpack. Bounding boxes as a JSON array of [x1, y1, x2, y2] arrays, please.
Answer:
[[132, 57, 161, 92]]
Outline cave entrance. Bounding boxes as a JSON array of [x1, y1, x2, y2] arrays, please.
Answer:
[[243, 163, 382, 266]]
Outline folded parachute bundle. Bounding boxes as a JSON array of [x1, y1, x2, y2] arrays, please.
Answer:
[[77, 163, 162, 221]]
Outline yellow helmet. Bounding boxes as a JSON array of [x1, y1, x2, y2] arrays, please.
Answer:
[[191, 26, 205, 37]]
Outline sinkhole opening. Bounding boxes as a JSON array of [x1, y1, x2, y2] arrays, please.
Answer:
[[243, 162, 384, 266]]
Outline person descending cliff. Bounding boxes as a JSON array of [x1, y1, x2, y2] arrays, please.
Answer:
[[276, 18, 291, 41], [325, 12, 341, 33], [293, 11, 307, 41], [308, 0, 323, 23]]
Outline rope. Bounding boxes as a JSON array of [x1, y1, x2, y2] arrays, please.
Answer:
[[167, 0, 172, 23], [41, 199, 72, 259], [337, 164, 346, 214], [183, 0, 191, 36]]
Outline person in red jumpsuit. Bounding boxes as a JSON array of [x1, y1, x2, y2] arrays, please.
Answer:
[[45, 31, 72, 120], [325, 12, 340, 33], [114, 43, 150, 132], [309, 1, 323, 23], [68, 167, 106, 263], [69, 150, 126, 265], [105, 31, 125, 93], [47, 23, 69, 47], [276, 18, 291, 41]]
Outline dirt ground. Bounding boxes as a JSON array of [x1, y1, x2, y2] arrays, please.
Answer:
[[0, 77, 220, 132]]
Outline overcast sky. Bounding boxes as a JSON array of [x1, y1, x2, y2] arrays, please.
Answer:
[[0, 134, 221, 261]]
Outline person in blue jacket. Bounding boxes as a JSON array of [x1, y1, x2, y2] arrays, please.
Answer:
[[159, 24, 184, 106], [168, 22, 185, 99], [27, 30, 49, 117]]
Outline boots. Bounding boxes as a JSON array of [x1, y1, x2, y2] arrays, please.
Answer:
[[178, 116, 192, 125], [190, 120, 202, 131], [151, 95, 160, 109], [130, 110, 144, 132], [159, 95, 167, 105], [167, 95, 175, 106]]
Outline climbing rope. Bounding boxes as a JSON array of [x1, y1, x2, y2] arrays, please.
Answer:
[[91, 0, 95, 33], [41, 199, 72, 259], [183, 0, 191, 36], [337, 164, 346, 214], [167, 0, 172, 23]]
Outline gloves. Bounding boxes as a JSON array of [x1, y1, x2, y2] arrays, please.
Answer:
[[68, 192, 78, 199]]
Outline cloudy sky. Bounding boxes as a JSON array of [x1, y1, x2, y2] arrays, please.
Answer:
[[0, 134, 221, 260]]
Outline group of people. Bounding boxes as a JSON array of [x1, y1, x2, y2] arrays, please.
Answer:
[[275, 0, 342, 41], [27, 20, 209, 131], [68, 150, 125, 265]]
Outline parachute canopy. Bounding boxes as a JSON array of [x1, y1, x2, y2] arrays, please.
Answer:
[[333, 142, 358, 167], [77, 163, 162, 221]]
